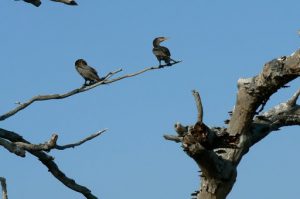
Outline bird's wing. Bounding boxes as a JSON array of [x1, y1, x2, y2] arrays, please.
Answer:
[[153, 46, 171, 57], [24, 0, 41, 6], [87, 65, 99, 76], [160, 46, 171, 56]]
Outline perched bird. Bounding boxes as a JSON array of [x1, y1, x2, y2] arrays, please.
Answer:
[[152, 37, 177, 67], [22, 0, 41, 7], [50, 0, 78, 5], [75, 59, 102, 86]]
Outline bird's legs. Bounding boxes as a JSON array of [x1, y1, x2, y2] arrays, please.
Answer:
[[159, 60, 162, 67]]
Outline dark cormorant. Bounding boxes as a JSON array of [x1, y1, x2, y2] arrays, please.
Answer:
[[152, 37, 177, 67], [50, 0, 78, 5], [75, 59, 102, 86], [23, 0, 41, 7]]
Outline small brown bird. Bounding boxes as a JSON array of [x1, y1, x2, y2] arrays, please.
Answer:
[[23, 0, 41, 7], [75, 59, 102, 86], [152, 37, 177, 67], [50, 0, 78, 5]]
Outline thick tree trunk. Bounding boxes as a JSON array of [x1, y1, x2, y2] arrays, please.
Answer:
[[197, 173, 236, 199], [165, 50, 300, 199]]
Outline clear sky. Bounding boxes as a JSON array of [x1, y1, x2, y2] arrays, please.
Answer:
[[1, 0, 300, 199]]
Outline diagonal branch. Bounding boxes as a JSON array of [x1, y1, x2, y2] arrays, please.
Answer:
[[0, 128, 98, 199], [225, 49, 300, 164], [104, 61, 182, 84], [55, 129, 107, 150], [0, 68, 121, 121], [0, 177, 8, 199], [0, 62, 181, 121], [251, 89, 300, 146]]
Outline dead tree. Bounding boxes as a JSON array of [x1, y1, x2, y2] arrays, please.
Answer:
[[0, 62, 181, 199], [165, 51, 300, 199]]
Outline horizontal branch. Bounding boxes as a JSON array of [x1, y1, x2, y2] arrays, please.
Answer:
[[0, 62, 181, 121], [0, 177, 8, 199]]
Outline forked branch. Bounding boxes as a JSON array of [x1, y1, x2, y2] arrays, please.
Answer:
[[0, 128, 106, 199], [0, 62, 181, 121], [251, 88, 300, 145]]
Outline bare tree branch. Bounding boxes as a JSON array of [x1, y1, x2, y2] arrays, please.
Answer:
[[251, 89, 300, 146], [0, 68, 121, 121], [14, 134, 58, 152], [104, 61, 182, 84], [192, 90, 203, 123], [0, 177, 8, 199], [228, 51, 300, 139], [166, 49, 299, 199], [0, 128, 98, 199], [163, 134, 182, 143], [0, 62, 181, 122], [55, 129, 107, 150]]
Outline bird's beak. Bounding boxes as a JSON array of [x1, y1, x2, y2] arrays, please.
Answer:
[[163, 37, 169, 41]]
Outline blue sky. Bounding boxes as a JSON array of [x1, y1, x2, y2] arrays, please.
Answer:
[[1, 0, 300, 198]]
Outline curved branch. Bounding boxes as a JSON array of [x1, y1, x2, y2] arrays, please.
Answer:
[[55, 129, 107, 150], [0, 128, 98, 199], [0, 62, 181, 121]]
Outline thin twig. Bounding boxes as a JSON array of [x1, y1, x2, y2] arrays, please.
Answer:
[[0, 177, 8, 199], [56, 129, 107, 150], [0, 128, 97, 199], [192, 90, 203, 123], [12, 129, 107, 152], [163, 134, 182, 143], [104, 61, 182, 84]]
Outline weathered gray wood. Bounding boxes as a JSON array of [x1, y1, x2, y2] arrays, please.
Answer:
[[165, 49, 300, 199]]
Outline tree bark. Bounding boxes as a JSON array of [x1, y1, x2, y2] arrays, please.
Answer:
[[165, 50, 300, 199]]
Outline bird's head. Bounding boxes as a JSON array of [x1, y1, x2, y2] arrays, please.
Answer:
[[75, 59, 87, 66], [153, 37, 169, 46]]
